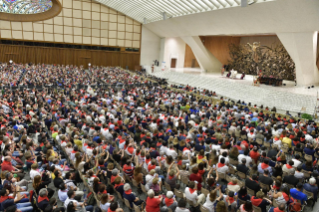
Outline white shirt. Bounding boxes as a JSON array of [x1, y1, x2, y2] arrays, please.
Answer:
[[237, 154, 252, 167], [64, 198, 80, 208], [184, 187, 198, 204], [166, 148, 177, 159], [203, 194, 216, 212], [292, 159, 302, 168], [30, 169, 40, 180], [218, 155, 229, 164], [217, 165, 229, 174], [100, 202, 111, 211]]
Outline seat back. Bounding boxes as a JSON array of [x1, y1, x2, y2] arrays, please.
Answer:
[[124, 198, 132, 209], [229, 158, 238, 166], [256, 138, 263, 145], [140, 183, 147, 193], [303, 189, 314, 198], [302, 170, 311, 178], [174, 188, 185, 199], [247, 188, 255, 196], [253, 205, 262, 212], [286, 183, 295, 190], [164, 182, 172, 191], [133, 203, 141, 212], [238, 199, 246, 206], [201, 187, 209, 196], [200, 205, 210, 212], [181, 175, 189, 186], [186, 198, 197, 207], [237, 171, 246, 180], [259, 182, 270, 191], [304, 154, 312, 162], [217, 171, 226, 180]]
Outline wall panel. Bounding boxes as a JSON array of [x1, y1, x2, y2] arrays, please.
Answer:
[[0, 44, 140, 70], [0, 0, 141, 48], [184, 44, 200, 68], [200, 36, 241, 65]]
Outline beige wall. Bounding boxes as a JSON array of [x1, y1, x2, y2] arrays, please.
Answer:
[[0, 0, 141, 48]]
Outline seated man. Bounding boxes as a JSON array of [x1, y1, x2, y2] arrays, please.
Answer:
[[257, 158, 272, 175], [3, 173, 29, 197], [236, 158, 249, 175], [303, 177, 318, 200], [216, 157, 229, 174], [37, 188, 50, 211], [0, 187, 32, 212], [64, 190, 93, 212], [290, 183, 308, 204], [245, 174, 261, 195], [184, 181, 205, 205]]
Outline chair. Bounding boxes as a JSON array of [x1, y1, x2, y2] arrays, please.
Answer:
[[282, 171, 289, 178], [286, 183, 295, 190], [304, 154, 313, 162], [200, 205, 210, 212], [256, 138, 263, 145], [164, 182, 172, 191], [226, 175, 232, 183], [181, 175, 189, 186], [302, 170, 311, 178], [282, 145, 289, 154], [115, 190, 124, 202], [238, 180, 245, 187], [140, 183, 147, 193], [229, 158, 238, 166], [124, 198, 132, 210], [132, 179, 139, 187], [238, 199, 246, 206], [218, 171, 226, 180], [174, 188, 185, 199], [229, 165, 236, 175], [237, 171, 246, 180], [273, 199, 279, 208], [259, 182, 270, 191], [247, 188, 255, 196], [303, 189, 314, 199], [133, 203, 142, 212], [253, 205, 262, 212], [264, 142, 271, 148], [186, 198, 197, 207], [201, 187, 209, 196]]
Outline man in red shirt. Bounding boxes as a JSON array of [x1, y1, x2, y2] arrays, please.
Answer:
[[1, 157, 24, 178], [189, 166, 202, 191], [250, 146, 260, 164]]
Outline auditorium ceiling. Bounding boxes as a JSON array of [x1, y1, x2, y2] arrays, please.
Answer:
[[95, 0, 276, 23]]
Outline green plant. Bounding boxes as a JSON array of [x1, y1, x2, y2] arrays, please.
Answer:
[[301, 113, 313, 120]]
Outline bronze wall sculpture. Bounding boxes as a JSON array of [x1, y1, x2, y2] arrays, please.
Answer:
[[227, 43, 296, 80]]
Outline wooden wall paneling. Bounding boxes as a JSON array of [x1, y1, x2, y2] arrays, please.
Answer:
[[126, 53, 133, 70], [184, 44, 200, 68], [119, 53, 127, 69], [201, 36, 241, 65]]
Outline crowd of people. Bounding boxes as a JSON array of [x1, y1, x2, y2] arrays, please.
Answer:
[[0, 63, 317, 212]]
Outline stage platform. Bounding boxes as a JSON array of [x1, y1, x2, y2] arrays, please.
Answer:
[[149, 68, 319, 116]]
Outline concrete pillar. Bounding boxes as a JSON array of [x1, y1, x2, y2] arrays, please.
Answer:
[[181, 36, 222, 73], [277, 32, 319, 86]]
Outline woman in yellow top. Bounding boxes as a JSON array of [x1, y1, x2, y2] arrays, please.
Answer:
[[281, 131, 292, 148], [197, 149, 207, 164]]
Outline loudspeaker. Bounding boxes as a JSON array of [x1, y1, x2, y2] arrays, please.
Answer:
[[241, 0, 248, 7]]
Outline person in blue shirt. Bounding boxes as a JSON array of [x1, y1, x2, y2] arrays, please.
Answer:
[[290, 183, 308, 204], [304, 143, 316, 161], [123, 183, 144, 208], [303, 177, 318, 200]]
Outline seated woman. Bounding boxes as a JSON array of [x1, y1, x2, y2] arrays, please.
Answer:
[[150, 178, 162, 196], [302, 161, 313, 172], [203, 187, 219, 212], [239, 201, 253, 212], [123, 183, 144, 208], [114, 177, 125, 197], [145, 189, 162, 212], [251, 191, 272, 212], [161, 191, 177, 212], [99, 193, 111, 212], [33, 175, 54, 199], [270, 186, 290, 205]]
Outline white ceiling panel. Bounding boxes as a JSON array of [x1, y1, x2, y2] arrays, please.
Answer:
[[94, 0, 277, 23]]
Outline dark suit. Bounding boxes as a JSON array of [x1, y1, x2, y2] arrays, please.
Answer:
[[283, 175, 299, 187], [259, 175, 273, 186], [237, 164, 249, 174], [245, 178, 261, 194]]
